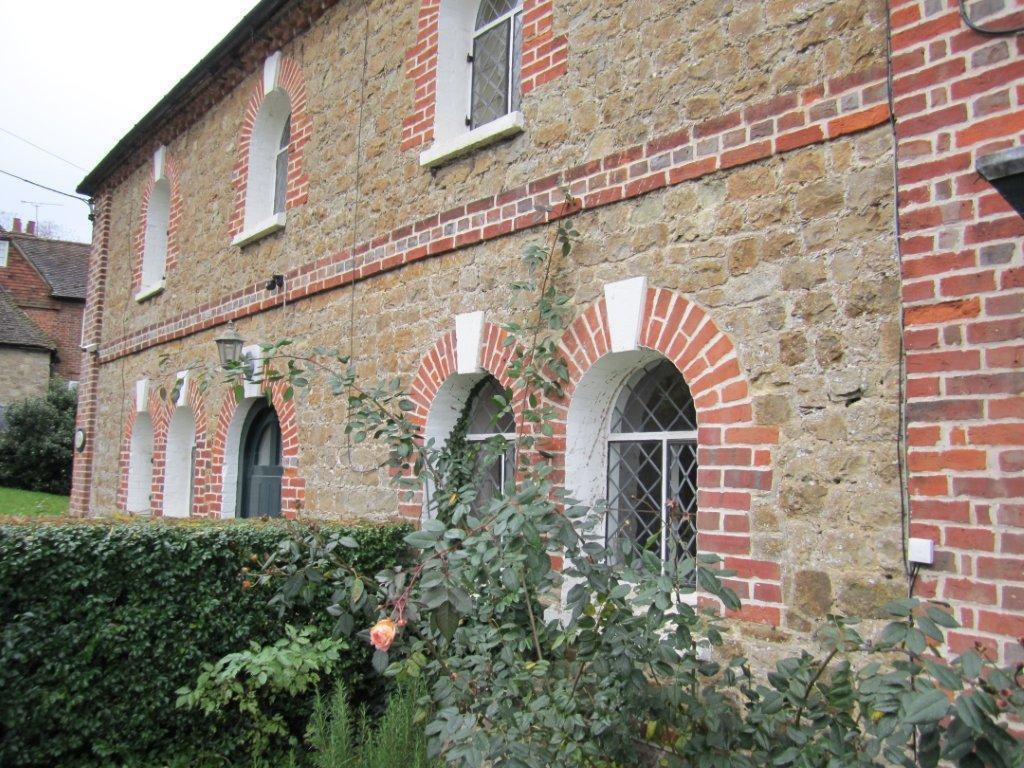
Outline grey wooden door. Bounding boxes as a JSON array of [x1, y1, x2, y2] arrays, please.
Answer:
[[239, 403, 282, 518]]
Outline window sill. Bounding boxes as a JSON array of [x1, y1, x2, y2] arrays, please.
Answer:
[[232, 212, 287, 248], [134, 281, 165, 303], [419, 111, 525, 168]]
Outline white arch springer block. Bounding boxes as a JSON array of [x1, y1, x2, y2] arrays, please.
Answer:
[[153, 146, 166, 181], [455, 311, 485, 375], [604, 276, 648, 354], [135, 379, 150, 413], [263, 51, 282, 95]]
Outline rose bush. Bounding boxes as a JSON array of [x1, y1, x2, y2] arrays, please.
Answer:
[[226, 203, 1023, 767]]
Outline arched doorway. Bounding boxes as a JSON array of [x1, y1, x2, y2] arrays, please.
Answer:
[[237, 402, 282, 518]]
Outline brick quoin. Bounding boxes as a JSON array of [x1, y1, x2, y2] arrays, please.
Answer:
[[208, 381, 305, 518], [70, 194, 112, 517], [228, 56, 311, 240], [893, 0, 1024, 663], [401, 0, 568, 151], [133, 153, 183, 293]]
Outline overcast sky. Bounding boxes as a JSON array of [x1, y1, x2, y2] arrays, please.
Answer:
[[0, 1, 262, 243]]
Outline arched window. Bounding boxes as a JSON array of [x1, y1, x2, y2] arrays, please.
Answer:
[[126, 414, 154, 513], [463, 376, 516, 509], [606, 360, 699, 579], [424, 373, 516, 518], [470, 0, 523, 129], [163, 406, 197, 518], [243, 89, 292, 233], [140, 177, 170, 291]]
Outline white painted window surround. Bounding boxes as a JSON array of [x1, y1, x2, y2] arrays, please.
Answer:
[[564, 349, 700, 607], [420, 0, 525, 168], [0, 240, 9, 268], [127, 413, 154, 514], [163, 406, 196, 518], [236, 74, 292, 247], [138, 149, 170, 302]]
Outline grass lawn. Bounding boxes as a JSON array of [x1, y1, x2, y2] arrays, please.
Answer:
[[0, 486, 69, 517]]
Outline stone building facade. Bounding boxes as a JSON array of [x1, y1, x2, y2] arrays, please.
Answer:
[[73, 0, 1022, 660]]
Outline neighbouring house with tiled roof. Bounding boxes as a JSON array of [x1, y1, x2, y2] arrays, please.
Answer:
[[0, 219, 89, 406]]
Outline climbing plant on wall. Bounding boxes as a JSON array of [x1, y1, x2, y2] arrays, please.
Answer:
[[219, 197, 1023, 767]]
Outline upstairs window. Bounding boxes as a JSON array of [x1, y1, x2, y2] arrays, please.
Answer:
[[606, 360, 699, 579], [141, 177, 170, 291], [470, 0, 523, 130], [242, 89, 292, 235]]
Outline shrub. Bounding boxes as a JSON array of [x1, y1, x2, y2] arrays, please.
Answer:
[[0, 378, 76, 494], [0, 519, 410, 768], [250, 212, 1024, 767], [305, 683, 439, 768]]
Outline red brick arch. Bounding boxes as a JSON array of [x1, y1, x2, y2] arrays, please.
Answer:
[[228, 55, 311, 239], [552, 285, 784, 626], [116, 393, 166, 513], [150, 375, 210, 518], [132, 153, 182, 293], [208, 381, 305, 518], [403, 320, 517, 519]]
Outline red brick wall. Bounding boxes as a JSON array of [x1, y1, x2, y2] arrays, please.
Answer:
[[0, 241, 85, 381], [893, 0, 1024, 663]]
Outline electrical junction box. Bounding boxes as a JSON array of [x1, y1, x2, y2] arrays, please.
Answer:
[[908, 537, 935, 566]]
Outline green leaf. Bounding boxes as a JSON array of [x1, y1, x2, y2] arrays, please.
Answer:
[[903, 689, 950, 725]]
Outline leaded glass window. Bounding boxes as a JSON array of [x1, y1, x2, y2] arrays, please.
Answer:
[[273, 116, 290, 215], [470, 0, 523, 129], [465, 376, 516, 510], [606, 360, 699, 582]]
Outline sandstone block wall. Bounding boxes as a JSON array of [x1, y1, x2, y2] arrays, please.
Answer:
[[71, 0, 1022, 653]]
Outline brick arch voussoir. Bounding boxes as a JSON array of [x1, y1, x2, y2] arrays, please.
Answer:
[[557, 285, 784, 626]]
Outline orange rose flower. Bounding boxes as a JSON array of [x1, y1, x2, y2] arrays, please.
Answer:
[[369, 618, 398, 652]]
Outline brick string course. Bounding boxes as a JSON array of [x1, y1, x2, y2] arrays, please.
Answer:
[[96, 66, 892, 366]]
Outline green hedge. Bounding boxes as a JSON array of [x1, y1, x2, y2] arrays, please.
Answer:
[[0, 519, 410, 768]]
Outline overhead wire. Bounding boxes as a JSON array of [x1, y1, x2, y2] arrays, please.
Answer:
[[0, 126, 88, 171], [0, 168, 91, 207]]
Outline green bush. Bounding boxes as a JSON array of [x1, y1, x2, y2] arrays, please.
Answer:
[[0, 519, 410, 768], [305, 683, 439, 768], [0, 379, 77, 494]]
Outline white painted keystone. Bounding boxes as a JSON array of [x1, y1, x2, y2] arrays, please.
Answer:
[[604, 276, 648, 353], [135, 379, 149, 413], [455, 311, 485, 375]]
